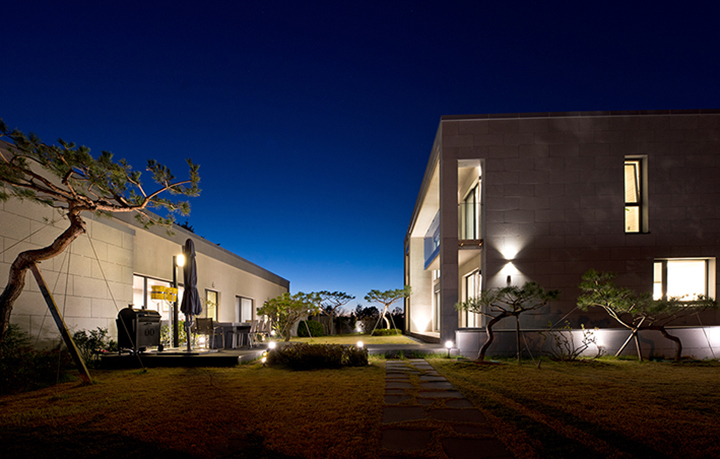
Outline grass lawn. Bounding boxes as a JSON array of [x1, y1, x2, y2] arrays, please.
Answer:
[[430, 357, 720, 459], [289, 333, 415, 345], [0, 361, 385, 458], [3, 340, 719, 458]]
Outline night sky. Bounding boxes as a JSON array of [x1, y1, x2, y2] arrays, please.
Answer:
[[3, 1, 720, 308]]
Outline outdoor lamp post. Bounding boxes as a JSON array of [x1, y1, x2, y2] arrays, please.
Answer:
[[173, 253, 185, 347], [445, 340, 453, 358]]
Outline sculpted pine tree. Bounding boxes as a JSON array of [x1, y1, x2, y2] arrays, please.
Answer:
[[455, 282, 560, 361], [258, 292, 322, 341], [318, 291, 355, 335], [577, 269, 716, 362], [364, 286, 411, 332], [0, 120, 200, 345]]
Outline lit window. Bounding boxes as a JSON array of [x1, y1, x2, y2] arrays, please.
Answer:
[[624, 158, 645, 233], [205, 290, 218, 320], [653, 259, 709, 301], [463, 270, 481, 327], [460, 183, 480, 240]]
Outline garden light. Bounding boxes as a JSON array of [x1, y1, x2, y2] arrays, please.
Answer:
[[268, 341, 277, 350], [357, 341, 364, 348], [445, 340, 453, 358]]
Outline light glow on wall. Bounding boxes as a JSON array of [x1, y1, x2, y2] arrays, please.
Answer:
[[499, 244, 520, 261], [412, 313, 431, 333], [500, 262, 519, 279]]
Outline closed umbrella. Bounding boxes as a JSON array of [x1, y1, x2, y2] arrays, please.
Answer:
[[179, 238, 202, 352]]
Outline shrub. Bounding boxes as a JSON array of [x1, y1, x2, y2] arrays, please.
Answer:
[[160, 320, 187, 347], [266, 343, 368, 370], [539, 321, 604, 361], [371, 328, 401, 336], [0, 324, 72, 395], [72, 327, 116, 367], [297, 320, 325, 337]]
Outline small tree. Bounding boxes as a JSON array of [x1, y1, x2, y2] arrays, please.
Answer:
[[364, 286, 411, 333], [354, 305, 380, 333], [0, 121, 200, 345], [317, 291, 355, 335], [257, 292, 322, 342], [577, 269, 716, 362], [455, 282, 560, 361]]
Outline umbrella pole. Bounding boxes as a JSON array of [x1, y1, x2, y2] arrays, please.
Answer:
[[186, 315, 192, 352]]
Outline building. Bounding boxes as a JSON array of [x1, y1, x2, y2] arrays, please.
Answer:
[[0, 144, 289, 348], [404, 110, 720, 359]]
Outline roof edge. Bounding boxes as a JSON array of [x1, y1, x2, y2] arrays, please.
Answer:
[[441, 109, 720, 121]]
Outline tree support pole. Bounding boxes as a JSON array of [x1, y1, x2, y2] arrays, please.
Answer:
[[30, 263, 91, 384]]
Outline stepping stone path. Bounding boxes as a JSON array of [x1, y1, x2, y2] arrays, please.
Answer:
[[380, 359, 512, 459]]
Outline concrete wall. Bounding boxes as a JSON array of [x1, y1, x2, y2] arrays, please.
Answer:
[[456, 326, 720, 361], [1, 199, 289, 348], [442, 111, 720, 329]]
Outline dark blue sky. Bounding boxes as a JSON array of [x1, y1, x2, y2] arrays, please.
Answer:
[[3, 1, 720, 307]]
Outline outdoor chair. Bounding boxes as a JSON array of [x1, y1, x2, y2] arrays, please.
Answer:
[[260, 318, 272, 341], [247, 319, 259, 347], [193, 318, 224, 349]]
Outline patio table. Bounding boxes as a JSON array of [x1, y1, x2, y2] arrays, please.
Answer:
[[215, 322, 252, 349]]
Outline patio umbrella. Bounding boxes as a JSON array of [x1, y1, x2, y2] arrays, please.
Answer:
[[179, 238, 202, 352]]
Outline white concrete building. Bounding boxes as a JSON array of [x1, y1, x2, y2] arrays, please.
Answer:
[[1, 160, 289, 348]]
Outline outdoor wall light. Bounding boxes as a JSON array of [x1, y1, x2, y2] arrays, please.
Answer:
[[357, 341, 364, 348], [445, 340, 453, 357]]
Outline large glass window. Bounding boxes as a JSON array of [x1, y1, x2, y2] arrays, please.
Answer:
[[654, 259, 709, 301], [463, 270, 481, 327], [625, 158, 646, 233], [132, 274, 184, 322], [460, 183, 480, 240], [235, 296, 253, 322], [205, 290, 218, 320]]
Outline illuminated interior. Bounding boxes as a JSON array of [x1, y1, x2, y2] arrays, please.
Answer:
[[654, 259, 709, 300]]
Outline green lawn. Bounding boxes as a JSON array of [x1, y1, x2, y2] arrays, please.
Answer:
[[2, 346, 719, 458], [0, 362, 385, 458], [429, 357, 720, 459], [289, 332, 415, 345]]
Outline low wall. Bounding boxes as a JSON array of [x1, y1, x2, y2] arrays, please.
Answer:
[[455, 326, 720, 360]]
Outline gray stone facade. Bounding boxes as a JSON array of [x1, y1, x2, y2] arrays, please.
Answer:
[[405, 110, 720, 358]]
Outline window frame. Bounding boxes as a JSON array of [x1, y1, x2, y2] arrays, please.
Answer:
[[624, 156, 648, 234], [653, 258, 715, 301], [460, 182, 480, 240]]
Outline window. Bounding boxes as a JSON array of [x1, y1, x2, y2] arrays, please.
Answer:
[[433, 289, 441, 332], [625, 157, 647, 233], [463, 270, 481, 327], [460, 183, 480, 240], [654, 259, 711, 301], [133, 274, 184, 322], [205, 290, 218, 320], [235, 296, 253, 322]]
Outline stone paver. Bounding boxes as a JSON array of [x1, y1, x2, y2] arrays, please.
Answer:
[[380, 358, 512, 459]]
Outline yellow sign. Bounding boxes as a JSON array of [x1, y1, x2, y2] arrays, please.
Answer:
[[151, 286, 178, 302]]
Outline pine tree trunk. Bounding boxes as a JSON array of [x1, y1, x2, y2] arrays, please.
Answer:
[[0, 210, 86, 345], [651, 326, 683, 362], [477, 313, 508, 361]]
